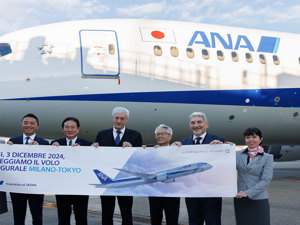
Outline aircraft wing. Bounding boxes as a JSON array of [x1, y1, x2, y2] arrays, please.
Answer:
[[114, 168, 156, 180]]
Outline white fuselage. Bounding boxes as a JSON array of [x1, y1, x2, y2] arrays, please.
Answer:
[[0, 19, 300, 145]]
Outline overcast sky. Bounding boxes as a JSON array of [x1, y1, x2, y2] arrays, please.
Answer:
[[0, 0, 299, 36]]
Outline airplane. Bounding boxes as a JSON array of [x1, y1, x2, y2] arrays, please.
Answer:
[[0, 19, 300, 161], [91, 162, 213, 188]]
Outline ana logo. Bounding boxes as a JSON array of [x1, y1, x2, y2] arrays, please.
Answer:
[[188, 31, 280, 53], [97, 172, 107, 181], [0, 180, 4, 185]]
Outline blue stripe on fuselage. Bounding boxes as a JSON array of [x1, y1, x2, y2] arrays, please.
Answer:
[[2, 88, 300, 107]]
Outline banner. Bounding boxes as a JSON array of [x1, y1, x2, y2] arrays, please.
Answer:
[[0, 144, 237, 197]]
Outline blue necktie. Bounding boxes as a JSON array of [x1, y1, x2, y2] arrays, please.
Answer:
[[195, 137, 202, 144], [69, 140, 72, 146], [115, 131, 121, 145], [25, 137, 30, 145]]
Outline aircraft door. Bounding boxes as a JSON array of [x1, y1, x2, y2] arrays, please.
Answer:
[[79, 30, 120, 77]]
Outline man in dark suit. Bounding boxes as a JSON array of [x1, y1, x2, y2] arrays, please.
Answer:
[[175, 112, 225, 225], [7, 114, 49, 225], [94, 107, 142, 225], [51, 117, 91, 225]]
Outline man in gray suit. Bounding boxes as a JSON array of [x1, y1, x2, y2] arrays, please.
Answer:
[[0, 139, 8, 214]]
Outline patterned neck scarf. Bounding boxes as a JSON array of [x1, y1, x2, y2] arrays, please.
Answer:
[[248, 146, 264, 161]]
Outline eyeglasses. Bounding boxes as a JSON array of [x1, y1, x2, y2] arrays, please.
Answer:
[[155, 132, 170, 136]]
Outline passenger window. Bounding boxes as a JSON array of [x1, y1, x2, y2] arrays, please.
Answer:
[[217, 50, 224, 61], [272, 55, 280, 65], [259, 54, 266, 64], [245, 53, 253, 63], [108, 44, 115, 55], [186, 47, 194, 58], [154, 45, 162, 56], [202, 49, 209, 60], [170, 46, 179, 57], [231, 51, 239, 62], [298, 57, 300, 65], [0, 43, 12, 57]]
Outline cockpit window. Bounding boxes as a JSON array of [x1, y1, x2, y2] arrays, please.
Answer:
[[0, 43, 12, 57]]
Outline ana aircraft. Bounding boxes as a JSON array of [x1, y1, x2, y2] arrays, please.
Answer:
[[0, 19, 300, 161], [91, 162, 212, 188]]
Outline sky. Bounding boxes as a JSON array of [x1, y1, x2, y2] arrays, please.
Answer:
[[0, 0, 299, 36]]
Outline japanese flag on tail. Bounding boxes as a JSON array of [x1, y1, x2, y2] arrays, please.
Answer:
[[139, 27, 176, 44]]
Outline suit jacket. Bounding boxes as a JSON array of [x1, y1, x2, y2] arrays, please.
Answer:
[[95, 128, 142, 147], [236, 150, 273, 200], [51, 137, 92, 146], [9, 135, 49, 145], [181, 132, 225, 145]]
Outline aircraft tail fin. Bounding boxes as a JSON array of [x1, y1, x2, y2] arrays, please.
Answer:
[[93, 169, 114, 184]]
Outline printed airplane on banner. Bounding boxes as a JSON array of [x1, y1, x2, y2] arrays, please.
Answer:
[[0, 144, 236, 197], [91, 162, 213, 188]]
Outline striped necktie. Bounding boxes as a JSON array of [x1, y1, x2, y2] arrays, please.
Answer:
[[25, 137, 30, 145], [115, 131, 121, 145]]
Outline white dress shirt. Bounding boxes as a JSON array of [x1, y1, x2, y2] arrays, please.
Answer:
[[113, 127, 125, 140], [193, 132, 207, 144], [23, 133, 36, 144]]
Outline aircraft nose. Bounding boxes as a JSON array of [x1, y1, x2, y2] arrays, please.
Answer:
[[205, 163, 213, 170]]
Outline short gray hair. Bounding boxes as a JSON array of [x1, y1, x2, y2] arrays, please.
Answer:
[[154, 124, 173, 135], [112, 107, 130, 118], [189, 112, 208, 122]]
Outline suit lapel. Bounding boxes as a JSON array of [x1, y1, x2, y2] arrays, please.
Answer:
[[187, 136, 194, 144], [242, 152, 248, 167], [17, 135, 24, 144], [62, 138, 67, 146], [110, 128, 116, 146]]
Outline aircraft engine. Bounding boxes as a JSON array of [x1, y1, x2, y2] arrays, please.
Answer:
[[267, 146, 300, 161], [156, 173, 169, 181]]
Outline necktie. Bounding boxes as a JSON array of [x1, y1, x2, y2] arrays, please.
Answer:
[[195, 137, 202, 144], [115, 131, 121, 145], [69, 140, 72, 146], [25, 137, 30, 145]]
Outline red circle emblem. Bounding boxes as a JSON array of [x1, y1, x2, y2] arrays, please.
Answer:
[[151, 31, 165, 39]]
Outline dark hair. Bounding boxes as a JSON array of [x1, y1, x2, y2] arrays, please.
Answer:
[[243, 127, 263, 138], [22, 114, 39, 125], [62, 117, 80, 128]]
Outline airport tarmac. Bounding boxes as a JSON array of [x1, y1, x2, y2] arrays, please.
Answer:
[[1, 161, 300, 225]]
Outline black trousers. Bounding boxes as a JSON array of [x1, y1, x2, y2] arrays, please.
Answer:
[[185, 197, 222, 225], [56, 195, 89, 225], [149, 197, 180, 225], [10, 192, 44, 225], [0, 191, 8, 214], [100, 196, 133, 225]]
